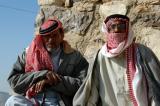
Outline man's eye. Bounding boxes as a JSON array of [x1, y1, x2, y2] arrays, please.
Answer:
[[111, 24, 126, 30], [119, 24, 126, 29]]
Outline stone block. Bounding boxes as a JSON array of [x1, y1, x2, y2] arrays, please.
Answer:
[[99, 1, 127, 20], [38, 0, 65, 6], [137, 27, 160, 59], [137, 0, 160, 5]]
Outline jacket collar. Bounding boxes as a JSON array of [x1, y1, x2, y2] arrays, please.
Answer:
[[61, 40, 75, 54]]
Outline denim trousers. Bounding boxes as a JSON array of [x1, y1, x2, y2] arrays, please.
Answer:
[[5, 91, 60, 106]]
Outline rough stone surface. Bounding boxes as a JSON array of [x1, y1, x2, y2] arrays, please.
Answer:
[[38, 0, 65, 6], [36, 4, 94, 35], [99, 2, 127, 20], [136, 27, 160, 58], [102, 0, 125, 3], [35, 0, 160, 59], [137, 0, 160, 5]]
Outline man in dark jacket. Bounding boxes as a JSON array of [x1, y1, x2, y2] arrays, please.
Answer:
[[73, 14, 160, 106], [5, 18, 88, 106]]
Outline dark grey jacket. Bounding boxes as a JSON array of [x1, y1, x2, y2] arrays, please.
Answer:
[[7, 47, 88, 106], [137, 44, 160, 106]]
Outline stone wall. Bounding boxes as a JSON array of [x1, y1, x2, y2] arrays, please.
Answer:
[[35, 0, 160, 59]]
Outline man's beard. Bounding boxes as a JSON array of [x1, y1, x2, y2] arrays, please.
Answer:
[[46, 47, 53, 52], [44, 43, 59, 52], [46, 46, 57, 52]]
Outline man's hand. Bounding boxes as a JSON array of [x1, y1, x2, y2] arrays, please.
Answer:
[[46, 71, 62, 85], [34, 79, 48, 93], [30, 72, 62, 93]]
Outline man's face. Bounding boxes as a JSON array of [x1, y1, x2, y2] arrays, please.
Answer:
[[106, 19, 128, 49], [42, 29, 64, 52], [108, 21, 126, 33]]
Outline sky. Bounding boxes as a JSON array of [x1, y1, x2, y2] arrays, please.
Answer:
[[0, 0, 39, 93]]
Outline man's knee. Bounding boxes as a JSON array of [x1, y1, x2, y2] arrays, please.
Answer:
[[5, 95, 33, 106]]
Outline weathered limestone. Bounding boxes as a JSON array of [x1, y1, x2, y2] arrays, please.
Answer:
[[38, 0, 65, 6], [136, 27, 160, 58], [137, 0, 160, 5], [99, 2, 127, 20]]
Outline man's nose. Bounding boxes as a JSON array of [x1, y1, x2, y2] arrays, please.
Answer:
[[48, 37, 53, 42], [114, 26, 119, 32]]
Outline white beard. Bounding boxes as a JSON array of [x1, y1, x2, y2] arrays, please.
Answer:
[[46, 46, 61, 55], [46, 47, 56, 53]]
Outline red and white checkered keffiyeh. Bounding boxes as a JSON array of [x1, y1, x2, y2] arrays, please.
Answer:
[[25, 35, 53, 72], [101, 18, 134, 57], [107, 32, 127, 49], [25, 35, 54, 105], [101, 17, 138, 106]]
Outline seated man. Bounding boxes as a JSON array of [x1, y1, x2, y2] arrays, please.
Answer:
[[5, 18, 88, 106], [73, 14, 160, 106]]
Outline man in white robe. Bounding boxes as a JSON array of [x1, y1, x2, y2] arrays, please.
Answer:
[[73, 14, 160, 106]]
